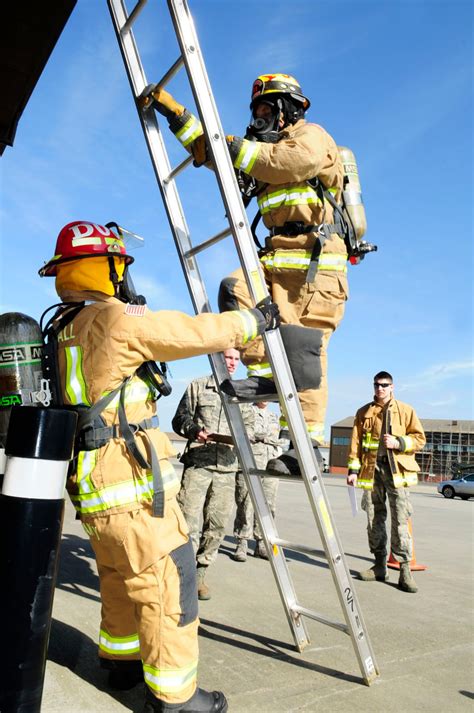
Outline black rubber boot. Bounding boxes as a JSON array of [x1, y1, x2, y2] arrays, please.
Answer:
[[144, 686, 228, 712], [220, 375, 278, 402], [100, 658, 144, 690], [220, 324, 323, 402], [266, 444, 323, 476]]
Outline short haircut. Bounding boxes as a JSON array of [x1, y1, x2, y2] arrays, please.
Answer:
[[374, 371, 393, 383]]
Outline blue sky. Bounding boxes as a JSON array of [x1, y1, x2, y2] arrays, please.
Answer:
[[1, 0, 473, 438]]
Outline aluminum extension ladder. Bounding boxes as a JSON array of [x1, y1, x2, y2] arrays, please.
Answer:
[[108, 0, 379, 685]]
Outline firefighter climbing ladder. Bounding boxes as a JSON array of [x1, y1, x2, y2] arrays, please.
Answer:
[[108, 0, 379, 685]]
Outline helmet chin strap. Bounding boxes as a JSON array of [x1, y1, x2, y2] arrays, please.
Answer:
[[108, 256, 121, 296]]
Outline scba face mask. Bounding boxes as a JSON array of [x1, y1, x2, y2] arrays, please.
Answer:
[[245, 98, 284, 143]]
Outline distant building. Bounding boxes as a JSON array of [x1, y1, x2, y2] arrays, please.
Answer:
[[329, 417, 474, 481]]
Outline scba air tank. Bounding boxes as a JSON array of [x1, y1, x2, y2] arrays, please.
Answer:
[[0, 313, 49, 476], [338, 146, 367, 240]]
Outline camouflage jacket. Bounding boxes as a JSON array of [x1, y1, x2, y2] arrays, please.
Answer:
[[172, 375, 254, 472], [251, 405, 282, 469]]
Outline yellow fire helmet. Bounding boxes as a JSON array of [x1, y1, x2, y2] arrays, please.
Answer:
[[250, 73, 310, 111]]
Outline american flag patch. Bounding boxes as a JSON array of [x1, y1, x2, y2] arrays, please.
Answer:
[[124, 304, 147, 317]]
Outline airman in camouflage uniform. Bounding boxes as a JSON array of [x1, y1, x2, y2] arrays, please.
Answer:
[[232, 403, 282, 561], [172, 349, 254, 599]]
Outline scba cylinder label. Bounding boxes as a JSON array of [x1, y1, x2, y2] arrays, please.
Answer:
[[0, 342, 43, 367], [0, 393, 23, 408]]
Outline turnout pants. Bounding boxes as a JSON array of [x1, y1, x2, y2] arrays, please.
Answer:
[[361, 461, 414, 564], [85, 499, 199, 705], [177, 465, 236, 567], [221, 265, 346, 439]]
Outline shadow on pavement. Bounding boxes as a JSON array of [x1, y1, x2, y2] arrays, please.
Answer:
[[198, 617, 361, 685], [221, 535, 373, 574], [48, 619, 143, 712], [56, 532, 100, 602]]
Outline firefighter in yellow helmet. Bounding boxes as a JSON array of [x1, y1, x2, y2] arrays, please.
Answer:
[[141, 72, 347, 475], [38, 220, 280, 713]]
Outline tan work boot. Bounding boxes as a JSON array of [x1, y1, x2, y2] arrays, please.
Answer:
[[398, 562, 418, 593], [359, 555, 388, 582], [196, 566, 211, 600], [232, 539, 248, 562], [254, 539, 269, 559]]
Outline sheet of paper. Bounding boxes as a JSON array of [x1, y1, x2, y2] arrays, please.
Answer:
[[348, 486, 359, 517]]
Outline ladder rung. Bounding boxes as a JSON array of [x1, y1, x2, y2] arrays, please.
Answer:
[[184, 227, 232, 257], [163, 154, 194, 184], [120, 0, 148, 35], [291, 605, 349, 634], [273, 538, 326, 558], [157, 57, 185, 89]]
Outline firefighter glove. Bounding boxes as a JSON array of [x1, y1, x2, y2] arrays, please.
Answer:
[[226, 135, 244, 163], [140, 84, 185, 119], [191, 135, 209, 167], [253, 299, 281, 333]]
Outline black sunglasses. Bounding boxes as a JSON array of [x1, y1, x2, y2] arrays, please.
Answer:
[[374, 382, 391, 388]]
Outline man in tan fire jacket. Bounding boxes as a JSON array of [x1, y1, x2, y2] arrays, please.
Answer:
[[38, 220, 279, 713], [141, 72, 344, 477], [347, 371, 426, 593]]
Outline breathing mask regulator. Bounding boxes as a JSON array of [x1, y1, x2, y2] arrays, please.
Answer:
[[105, 222, 172, 400], [245, 96, 305, 144]]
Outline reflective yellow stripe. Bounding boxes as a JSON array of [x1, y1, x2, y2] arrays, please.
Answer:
[[144, 660, 198, 695], [357, 479, 374, 490], [278, 417, 324, 440], [394, 472, 418, 488], [234, 309, 258, 344], [261, 250, 347, 273], [261, 250, 312, 270], [247, 362, 273, 378], [77, 449, 98, 494], [318, 254, 348, 272], [71, 462, 179, 515], [175, 115, 203, 147], [65, 346, 90, 406], [347, 458, 361, 471], [258, 186, 321, 214], [234, 139, 260, 173], [307, 422, 325, 440], [362, 432, 379, 451], [398, 435, 414, 453], [102, 378, 151, 410], [99, 629, 140, 655]]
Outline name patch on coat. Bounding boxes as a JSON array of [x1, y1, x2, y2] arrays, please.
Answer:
[[125, 304, 147, 317]]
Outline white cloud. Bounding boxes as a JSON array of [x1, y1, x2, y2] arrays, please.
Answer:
[[400, 360, 474, 391]]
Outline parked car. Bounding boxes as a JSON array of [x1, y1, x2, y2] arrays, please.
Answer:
[[437, 473, 474, 500]]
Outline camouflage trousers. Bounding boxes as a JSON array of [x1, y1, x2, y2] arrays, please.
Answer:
[[177, 465, 236, 567], [233, 471, 279, 541], [361, 460, 414, 563]]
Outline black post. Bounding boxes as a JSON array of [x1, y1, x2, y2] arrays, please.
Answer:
[[0, 406, 77, 713]]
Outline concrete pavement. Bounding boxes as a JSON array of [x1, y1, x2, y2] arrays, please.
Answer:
[[42, 470, 473, 712]]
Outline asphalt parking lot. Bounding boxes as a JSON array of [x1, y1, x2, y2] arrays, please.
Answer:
[[42, 471, 473, 712]]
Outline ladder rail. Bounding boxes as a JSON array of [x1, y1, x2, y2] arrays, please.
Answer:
[[108, 0, 312, 652], [167, 0, 379, 682], [108, 0, 379, 684]]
